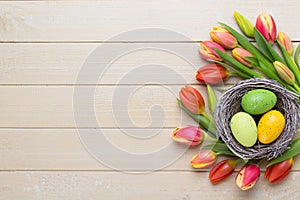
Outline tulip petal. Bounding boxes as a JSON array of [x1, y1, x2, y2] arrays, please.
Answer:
[[209, 160, 236, 184]]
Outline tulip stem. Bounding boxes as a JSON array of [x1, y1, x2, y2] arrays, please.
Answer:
[[256, 159, 264, 166], [177, 99, 217, 138], [293, 83, 300, 92], [202, 111, 212, 122], [204, 134, 219, 142]]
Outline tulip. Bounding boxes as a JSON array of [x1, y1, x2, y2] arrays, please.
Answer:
[[265, 158, 293, 184], [198, 41, 226, 61], [232, 48, 254, 67], [179, 85, 205, 114], [209, 159, 237, 184], [210, 26, 238, 49], [172, 126, 203, 146], [236, 164, 260, 190], [278, 32, 293, 56], [233, 11, 254, 38], [273, 61, 295, 85], [190, 150, 217, 168], [196, 64, 229, 85], [256, 13, 277, 44]]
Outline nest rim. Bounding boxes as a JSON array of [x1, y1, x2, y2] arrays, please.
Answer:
[[214, 78, 300, 160]]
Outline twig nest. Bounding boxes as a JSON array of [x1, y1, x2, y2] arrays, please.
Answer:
[[214, 78, 300, 160]]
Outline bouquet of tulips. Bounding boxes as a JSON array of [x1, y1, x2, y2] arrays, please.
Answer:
[[173, 12, 300, 190]]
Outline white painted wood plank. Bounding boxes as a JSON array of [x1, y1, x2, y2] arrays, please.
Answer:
[[0, 171, 299, 199], [0, 128, 299, 171], [0, 85, 223, 128], [0, 43, 243, 85], [0, 128, 201, 170], [0, 1, 300, 42]]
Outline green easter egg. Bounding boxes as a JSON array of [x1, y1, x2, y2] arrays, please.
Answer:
[[230, 112, 258, 147], [241, 89, 277, 115]]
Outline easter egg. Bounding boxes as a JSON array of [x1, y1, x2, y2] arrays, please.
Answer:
[[230, 112, 258, 147], [241, 89, 277, 115], [257, 110, 285, 144]]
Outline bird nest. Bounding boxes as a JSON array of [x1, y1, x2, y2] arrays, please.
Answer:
[[214, 78, 300, 160]]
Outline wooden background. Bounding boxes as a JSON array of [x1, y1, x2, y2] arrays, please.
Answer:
[[1, 1, 300, 199]]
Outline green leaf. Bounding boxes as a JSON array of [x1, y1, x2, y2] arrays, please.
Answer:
[[277, 40, 300, 85], [244, 56, 259, 66], [211, 60, 252, 79], [253, 29, 274, 61], [294, 44, 300, 69], [267, 137, 300, 167], [207, 85, 218, 114], [203, 142, 236, 156], [254, 28, 285, 63], [214, 49, 264, 78], [177, 99, 216, 138]]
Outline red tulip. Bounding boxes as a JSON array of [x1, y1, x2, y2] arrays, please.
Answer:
[[209, 159, 237, 184], [190, 150, 217, 168], [210, 26, 238, 49], [265, 158, 293, 184], [198, 41, 226, 61], [236, 164, 260, 190], [172, 126, 203, 146], [256, 13, 277, 44], [179, 85, 205, 114], [196, 64, 229, 85]]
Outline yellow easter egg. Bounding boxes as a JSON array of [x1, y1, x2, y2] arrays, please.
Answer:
[[257, 110, 285, 144]]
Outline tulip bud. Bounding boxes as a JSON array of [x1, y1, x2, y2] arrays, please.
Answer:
[[278, 32, 293, 56], [233, 11, 254, 38], [196, 64, 229, 85], [232, 48, 254, 67], [236, 164, 260, 190], [179, 85, 205, 114], [198, 41, 226, 61], [172, 126, 203, 146], [265, 158, 293, 184], [210, 26, 238, 49], [209, 159, 237, 184], [190, 150, 217, 168], [256, 13, 277, 44], [273, 61, 295, 85]]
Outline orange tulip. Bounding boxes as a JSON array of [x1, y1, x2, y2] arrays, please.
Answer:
[[190, 150, 217, 168], [232, 48, 254, 67], [172, 126, 203, 146], [278, 32, 293, 56], [236, 164, 260, 190], [209, 159, 237, 184], [198, 41, 226, 61], [265, 158, 293, 184], [179, 85, 205, 114], [196, 64, 229, 85], [210, 26, 238, 49], [256, 13, 277, 44]]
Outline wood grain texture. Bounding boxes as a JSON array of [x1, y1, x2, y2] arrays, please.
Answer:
[[0, 171, 299, 200], [0, 43, 244, 85], [0, 128, 299, 171], [0, 43, 204, 85], [0, 1, 299, 42], [0, 85, 225, 128], [1, 0, 300, 197]]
